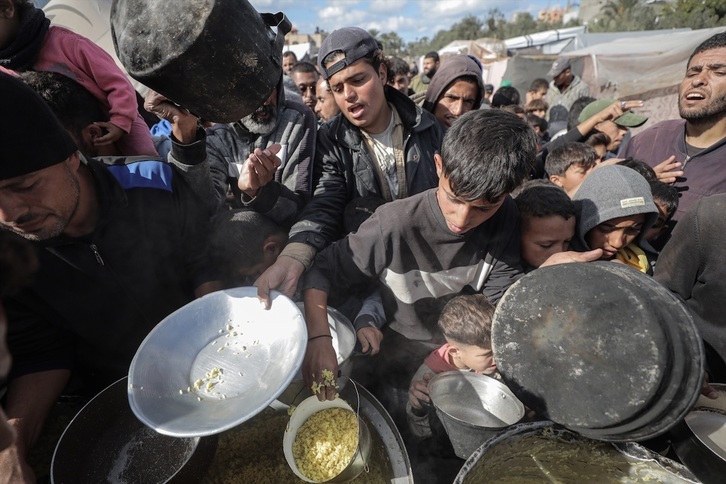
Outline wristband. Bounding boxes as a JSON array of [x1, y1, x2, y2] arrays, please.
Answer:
[[308, 334, 333, 342]]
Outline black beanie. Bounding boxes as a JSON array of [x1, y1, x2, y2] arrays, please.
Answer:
[[0, 72, 77, 180]]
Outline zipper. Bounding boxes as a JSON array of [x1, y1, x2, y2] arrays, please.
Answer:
[[90, 243, 105, 266]]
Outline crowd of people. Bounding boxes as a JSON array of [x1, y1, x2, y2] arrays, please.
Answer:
[[0, 0, 725, 480]]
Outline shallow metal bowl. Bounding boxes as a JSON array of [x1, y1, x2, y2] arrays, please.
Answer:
[[128, 287, 307, 437]]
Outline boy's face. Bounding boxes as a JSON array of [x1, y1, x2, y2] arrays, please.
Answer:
[[434, 155, 505, 235], [450, 341, 496, 374], [530, 88, 547, 100], [645, 201, 670, 243], [550, 164, 593, 198], [327, 57, 389, 134], [521, 215, 576, 268], [586, 213, 646, 260]]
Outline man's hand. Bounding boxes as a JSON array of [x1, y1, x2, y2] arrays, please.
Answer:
[[254, 256, 305, 309], [653, 155, 683, 184], [144, 89, 198, 144], [356, 327, 383, 355], [595, 100, 644, 124], [408, 372, 433, 409], [238, 144, 282, 198], [92, 121, 124, 146], [302, 339, 339, 402], [0, 444, 35, 484], [540, 249, 603, 267], [702, 371, 719, 400]]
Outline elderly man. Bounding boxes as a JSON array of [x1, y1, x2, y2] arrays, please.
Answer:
[[545, 57, 590, 115], [0, 73, 220, 480], [621, 32, 726, 223], [205, 75, 317, 228]]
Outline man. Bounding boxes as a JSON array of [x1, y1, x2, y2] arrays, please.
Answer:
[[422, 54, 484, 130], [282, 50, 297, 75], [205, 76, 317, 228], [387, 56, 414, 96], [255, 27, 443, 305], [578, 98, 648, 157], [410, 51, 440, 94], [314, 75, 340, 123], [0, 73, 219, 480], [621, 32, 726, 223], [545, 57, 590, 115], [289, 61, 318, 113]]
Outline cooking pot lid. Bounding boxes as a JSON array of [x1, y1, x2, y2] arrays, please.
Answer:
[[492, 262, 680, 430]]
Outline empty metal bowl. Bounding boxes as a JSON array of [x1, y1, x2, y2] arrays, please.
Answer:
[[128, 287, 307, 437], [429, 371, 524, 459]]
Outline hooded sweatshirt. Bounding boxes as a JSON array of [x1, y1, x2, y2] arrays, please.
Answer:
[[422, 55, 484, 120], [572, 165, 658, 272]]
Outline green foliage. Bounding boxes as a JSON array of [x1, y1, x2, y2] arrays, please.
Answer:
[[588, 0, 657, 32], [658, 0, 726, 29]]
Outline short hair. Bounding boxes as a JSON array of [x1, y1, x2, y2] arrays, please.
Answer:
[[688, 32, 726, 66], [529, 78, 549, 93], [209, 210, 287, 281], [501, 104, 525, 116], [649, 180, 679, 220], [545, 142, 598, 177], [19, 71, 105, 140], [567, 96, 596, 131], [617, 158, 657, 182], [289, 61, 318, 77], [491, 86, 521, 108], [514, 179, 576, 220], [526, 113, 548, 133], [424, 51, 440, 62], [282, 51, 298, 60], [584, 131, 611, 149], [387, 56, 410, 78], [525, 99, 548, 113], [441, 110, 536, 202], [437, 294, 495, 347]]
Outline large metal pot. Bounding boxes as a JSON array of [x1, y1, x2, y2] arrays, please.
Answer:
[[672, 383, 726, 484], [455, 421, 699, 483], [51, 377, 217, 484]]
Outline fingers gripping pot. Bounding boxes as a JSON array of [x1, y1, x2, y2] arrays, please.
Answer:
[[491, 262, 704, 442], [283, 380, 372, 483], [110, 0, 291, 122]]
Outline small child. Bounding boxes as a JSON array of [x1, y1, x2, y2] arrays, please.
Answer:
[[572, 164, 658, 274], [0, 0, 157, 156], [209, 209, 288, 287], [513, 180, 576, 271], [406, 294, 498, 438], [524, 98, 548, 120], [584, 132, 611, 164], [645, 180, 679, 246], [545, 142, 599, 198]]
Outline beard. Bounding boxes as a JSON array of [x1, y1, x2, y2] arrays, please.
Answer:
[[240, 104, 278, 135], [679, 91, 726, 123]]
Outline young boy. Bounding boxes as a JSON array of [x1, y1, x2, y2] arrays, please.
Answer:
[[572, 164, 658, 274], [406, 294, 497, 438], [302, 110, 533, 413], [545, 142, 599, 198], [645, 180, 679, 247], [514, 180, 577, 271]]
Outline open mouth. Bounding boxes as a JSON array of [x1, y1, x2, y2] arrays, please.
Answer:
[[684, 91, 706, 102]]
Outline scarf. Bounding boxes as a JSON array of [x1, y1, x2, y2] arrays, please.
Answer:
[[0, 6, 50, 71]]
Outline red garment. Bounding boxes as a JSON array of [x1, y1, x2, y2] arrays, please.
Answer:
[[423, 343, 459, 374]]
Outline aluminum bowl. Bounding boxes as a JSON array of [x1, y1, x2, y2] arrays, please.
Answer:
[[128, 287, 307, 437]]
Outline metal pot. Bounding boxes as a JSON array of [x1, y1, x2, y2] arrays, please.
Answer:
[[455, 421, 699, 483], [51, 377, 218, 484], [672, 383, 726, 484]]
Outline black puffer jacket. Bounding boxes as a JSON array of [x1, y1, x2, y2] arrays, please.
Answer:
[[289, 86, 444, 249]]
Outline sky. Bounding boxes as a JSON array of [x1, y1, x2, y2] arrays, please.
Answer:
[[249, 0, 570, 44]]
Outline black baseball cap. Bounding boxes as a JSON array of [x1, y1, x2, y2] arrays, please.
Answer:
[[317, 27, 379, 81]]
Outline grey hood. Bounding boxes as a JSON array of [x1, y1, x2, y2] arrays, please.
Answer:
[[572, 165, 658, 250]]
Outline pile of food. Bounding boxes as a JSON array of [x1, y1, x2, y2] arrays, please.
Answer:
[[463, 429, 696, 484], [292, 407, 359, 482], [203, 408, 389, 484]]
